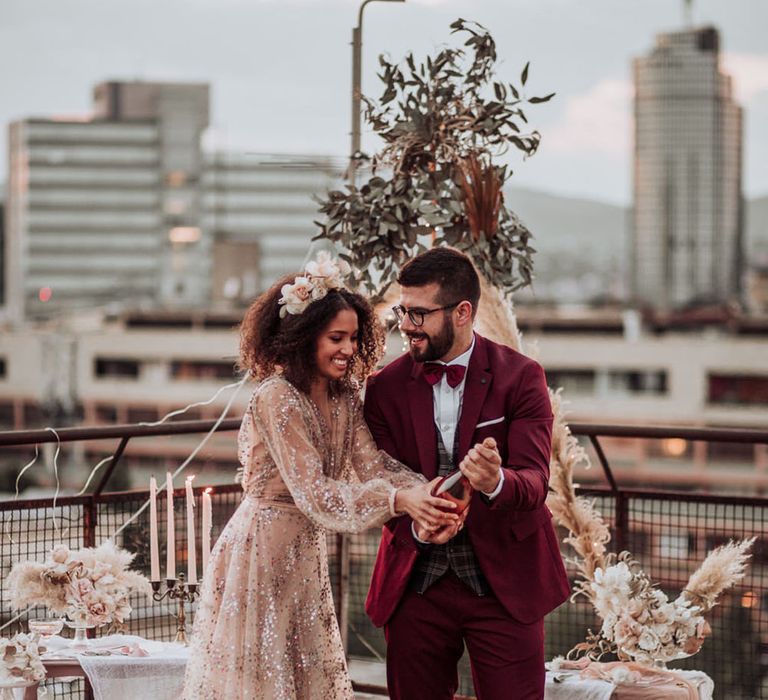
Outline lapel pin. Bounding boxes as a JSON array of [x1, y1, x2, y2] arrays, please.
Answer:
[[480, 378, 487, 384]]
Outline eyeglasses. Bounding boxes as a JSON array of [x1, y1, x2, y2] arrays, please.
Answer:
[[391, 303, 460, 327]]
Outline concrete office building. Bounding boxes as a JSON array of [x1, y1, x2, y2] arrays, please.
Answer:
[[631, 26, 743, 309], [204, 153, 342, 305], [3, 80, 342, 322], [4, 82, 211, 322]]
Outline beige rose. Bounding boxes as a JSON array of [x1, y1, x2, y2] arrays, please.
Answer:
[[50, 545, 70, 564]]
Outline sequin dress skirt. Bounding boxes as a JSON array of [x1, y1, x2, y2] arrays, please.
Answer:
[[182, 495, 355, 700]]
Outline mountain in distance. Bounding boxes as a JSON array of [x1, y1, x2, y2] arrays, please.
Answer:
[[504, 187, 768, 303], [747, 195, 768, 265], [504, 187, 628, 303]]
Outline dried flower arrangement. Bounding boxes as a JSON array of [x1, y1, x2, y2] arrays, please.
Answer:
[[6, 541, 151, 629], [546, 397, 755, 664], [0, 633, 46, 690]]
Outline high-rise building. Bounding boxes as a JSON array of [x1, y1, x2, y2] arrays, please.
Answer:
[[4, 81, 210, 322], [631, 26, 743, 310], [3, 81, 342, 322]]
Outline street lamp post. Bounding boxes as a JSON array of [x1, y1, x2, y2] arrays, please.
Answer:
[[336, 1, 406, 656], [349, 0, 405, 182]]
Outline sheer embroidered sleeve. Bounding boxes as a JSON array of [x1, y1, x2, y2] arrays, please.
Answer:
[[349, 394, 426, 491], [251, 378, 401, 533]]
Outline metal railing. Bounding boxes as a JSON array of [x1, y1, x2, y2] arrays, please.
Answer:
[[1, 420, 767, 699]]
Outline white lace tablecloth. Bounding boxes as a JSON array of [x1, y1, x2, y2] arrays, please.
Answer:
[[43, 634, 189, 700], [545, 668, 714, 700]]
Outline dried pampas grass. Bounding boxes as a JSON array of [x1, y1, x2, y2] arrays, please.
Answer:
[[473, 270, 756, 661], [683, 537, 756, 612]]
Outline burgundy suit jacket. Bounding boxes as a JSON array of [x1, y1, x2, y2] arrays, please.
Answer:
[[363, 333, 570, 627]]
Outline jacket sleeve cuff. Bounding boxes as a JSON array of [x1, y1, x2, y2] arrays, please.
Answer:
[[481, 469, 505, 500], [411, 521, 432, 549]]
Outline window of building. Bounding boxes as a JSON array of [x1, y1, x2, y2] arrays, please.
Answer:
[[708, 441, 755, 462], [127, 407, 158, 424], [608, 370, 668, 395], [707, 374, 768, 406], [95, 358, 140, 379], [704, 534, 730, 551], [171, 360, 234, 381], [751, 537, 768, 566], [165, 170, 188, 187], [658, 532, 695, 559], [545, 369, 595, 396], [23, 402, 43, 428], [625, 530, 650, 555], [95, 404, 118, 423], [0, 358, 6, 379], [0, 401, 14, 428], [649, 437, 691, 459]]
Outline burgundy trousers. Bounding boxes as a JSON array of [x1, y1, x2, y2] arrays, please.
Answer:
[[384, 572, 545, 700]]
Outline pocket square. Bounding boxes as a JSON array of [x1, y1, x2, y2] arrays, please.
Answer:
[[476, 416, 504, 429]]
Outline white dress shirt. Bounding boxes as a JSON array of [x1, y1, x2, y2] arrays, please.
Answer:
[[431, 336, 474, 451], [410, 336, 505, 543], [428, 335, 504, 500]]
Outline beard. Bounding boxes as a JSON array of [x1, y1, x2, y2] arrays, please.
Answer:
[[406, 320, 455, 362]]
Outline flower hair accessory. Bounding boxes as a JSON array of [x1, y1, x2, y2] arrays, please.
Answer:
[[278, 252, 351, 318]]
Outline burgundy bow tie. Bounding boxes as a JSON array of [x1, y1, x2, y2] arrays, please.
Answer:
[[422, 363, 466, 388]]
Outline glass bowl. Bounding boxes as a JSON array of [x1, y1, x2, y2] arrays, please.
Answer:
[[28, 618, 64, 638]]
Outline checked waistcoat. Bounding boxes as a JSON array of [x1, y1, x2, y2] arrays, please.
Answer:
[[409, 430, 490, 596]]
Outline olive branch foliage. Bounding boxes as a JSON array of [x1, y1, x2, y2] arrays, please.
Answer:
[[313, 18, 554, 299]]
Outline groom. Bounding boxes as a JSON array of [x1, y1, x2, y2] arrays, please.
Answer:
[[364, 248, 569, 700]]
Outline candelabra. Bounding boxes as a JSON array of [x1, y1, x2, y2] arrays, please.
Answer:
[[151, 573, 200, 644]]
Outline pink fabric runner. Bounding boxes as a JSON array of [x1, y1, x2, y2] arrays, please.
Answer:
[[559, 659, 700, 699]]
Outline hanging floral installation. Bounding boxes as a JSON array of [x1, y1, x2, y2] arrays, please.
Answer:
[[314, 18, 757, 668], [315, 18, 553, 301]]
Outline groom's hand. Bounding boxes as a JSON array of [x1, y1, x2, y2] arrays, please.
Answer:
[[459, 437, 502, 493], [414, 510, 467, 545]]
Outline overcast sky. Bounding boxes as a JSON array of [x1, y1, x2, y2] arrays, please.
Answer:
[[3, 0, 767, 205]]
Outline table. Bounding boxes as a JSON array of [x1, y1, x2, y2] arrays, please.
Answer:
[[26, 635, 189, 700], [545, 661, 714, 700]]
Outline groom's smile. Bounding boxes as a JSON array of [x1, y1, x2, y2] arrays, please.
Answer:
[[398, 283, 459, 363]]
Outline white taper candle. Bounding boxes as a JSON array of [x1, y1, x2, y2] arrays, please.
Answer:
[[185, 476, 197, 584], [149, 476, 160, 581], [202, 488, 212, 574], [166, 472, 175, 579]]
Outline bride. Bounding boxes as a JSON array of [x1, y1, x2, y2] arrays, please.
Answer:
[[183, 254, 459, 699]]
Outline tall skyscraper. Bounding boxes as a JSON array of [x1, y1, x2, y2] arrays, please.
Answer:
[[631, 26, 743, 310]]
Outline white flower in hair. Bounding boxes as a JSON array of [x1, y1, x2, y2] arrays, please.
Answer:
[[279, 276, 314, 317], [278, 252, 351, 317], [306, 251, 351, 289]]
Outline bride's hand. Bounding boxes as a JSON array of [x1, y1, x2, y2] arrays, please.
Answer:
[[395, 479, 459, 531]]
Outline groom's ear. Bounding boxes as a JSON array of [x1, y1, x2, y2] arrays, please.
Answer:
[[455, 300, 474, 327]]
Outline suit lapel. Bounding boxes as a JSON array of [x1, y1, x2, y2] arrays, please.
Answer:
[[406, 362, 438, 480], [458, 334, 492, 461]]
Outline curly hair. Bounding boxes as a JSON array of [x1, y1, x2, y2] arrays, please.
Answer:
[[238, 273, 385, 395]]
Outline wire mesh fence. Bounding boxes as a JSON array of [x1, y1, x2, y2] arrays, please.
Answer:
[[1, 424, 767, 699]]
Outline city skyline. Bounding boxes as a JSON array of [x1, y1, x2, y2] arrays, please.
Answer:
[[2, 0, 767, 206]]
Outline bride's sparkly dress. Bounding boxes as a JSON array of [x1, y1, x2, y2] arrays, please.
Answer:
[[183, 376, 424, 699]]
